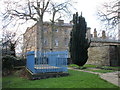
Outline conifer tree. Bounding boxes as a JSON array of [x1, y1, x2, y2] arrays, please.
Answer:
[[69, 12, 90, 66]]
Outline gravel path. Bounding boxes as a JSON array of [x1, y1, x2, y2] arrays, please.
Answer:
[[68, 67, 120, 87]]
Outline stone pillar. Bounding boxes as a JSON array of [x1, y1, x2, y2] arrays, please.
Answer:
[[86, 27, 91, 39], [102, 30, 106, 39], [94, 28, 97, 38]]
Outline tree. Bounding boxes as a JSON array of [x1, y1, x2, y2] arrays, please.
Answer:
[[2, 0, 75, 53], [2, 0, 50, 56], [49, 0, 75, 50], [97, 0, 120, 29], [69, 12, 90, 66], [2, 30, 21, 57]]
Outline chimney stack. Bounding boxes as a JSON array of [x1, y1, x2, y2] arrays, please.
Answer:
[[58, 20, 64, 24], [86, 27, 91, 39], [102, 30, 106, 39]]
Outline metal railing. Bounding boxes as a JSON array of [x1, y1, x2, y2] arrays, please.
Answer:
[[26, 51, 68, 74]]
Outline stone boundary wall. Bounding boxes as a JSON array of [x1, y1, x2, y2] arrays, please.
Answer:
[[86, 46, 110, 66]]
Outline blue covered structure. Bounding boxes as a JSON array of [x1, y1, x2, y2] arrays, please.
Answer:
[[26, 51, 68, 74]]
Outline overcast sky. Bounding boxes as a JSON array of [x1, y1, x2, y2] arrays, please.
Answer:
[[73, 0, 111, 33], [0, 0, 113, 52], [0, 0, 111, 37]]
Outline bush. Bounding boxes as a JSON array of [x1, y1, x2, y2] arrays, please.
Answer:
[[2, 55, 17, 70], [84, 64, 97, 68], [79, 66, 86, 69], [14, 59, 26, 67], [69, 64, 80, 68]]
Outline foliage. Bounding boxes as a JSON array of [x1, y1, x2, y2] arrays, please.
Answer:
[[79, 66, 86, 69], [100, 66, 120, 70], [84, 64, 97, 68], [2, 55, 17, 70], [69, 12, 90, 66], [69, 64, 80, 68], [2, 55, 26, 69], [2, 70, 118, 88], [14, 60, 26, 67]]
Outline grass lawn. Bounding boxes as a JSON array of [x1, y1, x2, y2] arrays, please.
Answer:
[[69, 64, 119, 73], [2, 70, 119, 88], [85, 69, 115, 73]]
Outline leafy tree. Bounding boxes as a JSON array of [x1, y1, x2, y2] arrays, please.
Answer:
[[69, 12, 90, 66]]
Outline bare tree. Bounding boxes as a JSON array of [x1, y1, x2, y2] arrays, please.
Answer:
[[2, 0, 50, 56], [97, 0, 120, 29], [2, 30, 21, 57], [49, 0, 76, 50], [2, 0, 76, 56]]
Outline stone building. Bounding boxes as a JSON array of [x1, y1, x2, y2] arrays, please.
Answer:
[[86, 30, 120, 66], [23, 20, 120, 66], [23, 20, 72, 54]]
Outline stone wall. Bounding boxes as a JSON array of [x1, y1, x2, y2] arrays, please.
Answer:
[[86, 45, 120, 66], [86, 46, 110, 66]]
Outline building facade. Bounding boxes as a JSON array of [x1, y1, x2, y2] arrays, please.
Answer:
[[23, 20, 120, 66], [23, 20, 73, 54]]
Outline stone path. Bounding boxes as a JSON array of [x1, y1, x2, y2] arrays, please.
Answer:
[[99, 71, 119, 87], [68, 67, 120, 87]]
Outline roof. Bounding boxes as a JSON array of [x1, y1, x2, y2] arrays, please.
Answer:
[[23, 21, 73, 35]]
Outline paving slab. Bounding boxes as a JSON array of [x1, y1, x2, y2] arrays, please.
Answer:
[[99, 71, 120, 87]]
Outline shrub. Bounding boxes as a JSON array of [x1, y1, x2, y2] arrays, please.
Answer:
[[79, 66, 86, 69], [84, 64, 97, 68], [69, 64, 80, 68], [2, 55, 17, 70], [14, 59, 26, 67]]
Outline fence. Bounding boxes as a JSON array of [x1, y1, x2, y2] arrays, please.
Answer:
[[26, 51, 68, 74]]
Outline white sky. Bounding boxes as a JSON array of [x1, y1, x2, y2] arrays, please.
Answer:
[[0, 0, 114, 53], [73, 0, 110, 33], [0, 0, 110, 37]]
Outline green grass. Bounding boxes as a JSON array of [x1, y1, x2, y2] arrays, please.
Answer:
[[84, 64, 97, 68], [85, 69, 115, 73], [69, 64, 80, 68], [101, 66, 120, 70], [2, 70, 119, 88]]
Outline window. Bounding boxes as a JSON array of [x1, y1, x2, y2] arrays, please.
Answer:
[[64, 29, 67, 34], [55, 39, 58, 46], [44, 27, 48, 33], [44, 39, 48, 46], [65, 38, 68, 46], [55, 29, 58, 32]]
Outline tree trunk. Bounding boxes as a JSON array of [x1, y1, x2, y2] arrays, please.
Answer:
[[36, 18, 44, 58]]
